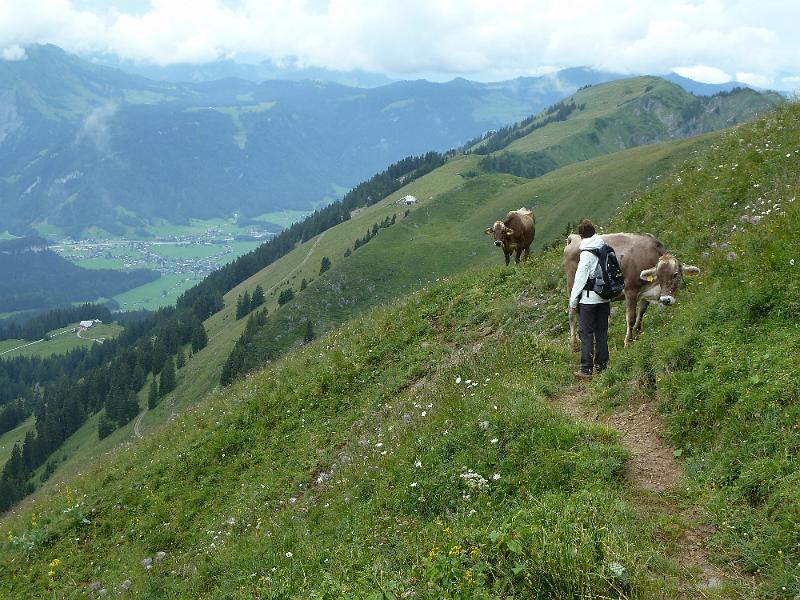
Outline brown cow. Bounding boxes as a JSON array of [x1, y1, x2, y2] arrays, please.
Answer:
[[485, 208, 536, 266], [564, 232, 699, 349]]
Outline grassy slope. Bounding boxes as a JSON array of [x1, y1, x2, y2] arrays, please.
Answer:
[[0, 100, 797, 600], [0, 417, 35, 468], [500, 78, 778, 165], [590, 103, 800, 597], [239, 133, 717, 368], [19, 134, 716, 507], [0, 323, 122, 360]]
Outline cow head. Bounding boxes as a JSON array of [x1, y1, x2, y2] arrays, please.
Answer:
[[640, 255, 700, 305], [485, 221, 514, 247]]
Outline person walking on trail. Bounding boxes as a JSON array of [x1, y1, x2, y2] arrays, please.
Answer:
[[569, 219, 610, 379]]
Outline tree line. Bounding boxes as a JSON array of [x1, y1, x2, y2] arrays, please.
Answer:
[[467, 99, 581, 156], [175, 151, 446, 316]]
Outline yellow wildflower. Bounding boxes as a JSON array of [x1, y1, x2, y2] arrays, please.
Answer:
[[470, 546, 480, 559], [448, 545, 463, 557], [464, 569, 475, 585], [428, 546, 440, 559]]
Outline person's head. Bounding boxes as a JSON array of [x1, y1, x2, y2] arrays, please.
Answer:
[[577, 219, 596, 239]]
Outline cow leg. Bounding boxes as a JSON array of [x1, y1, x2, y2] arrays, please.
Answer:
[[634, 299, 649, 336], [504, 252, 510, 266], [522, 246, 530, 262], [514, 248, 522, 264], [624, 291, 638, 347], [569, 310, 579, 352]]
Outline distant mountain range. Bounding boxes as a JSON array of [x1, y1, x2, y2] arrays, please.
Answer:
[[0, 45, 780, 239]]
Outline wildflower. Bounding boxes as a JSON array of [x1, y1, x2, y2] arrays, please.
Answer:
[[478, 421, 490, 430], [414, 459, 423, 468], [410, 482, 418, 488], [608, 562, 626, 578], [490, 438, 498, 444], [455, 377, 461, 384], [464, 569, 475, 584], [154, 551, 167, 563], [791, 259, 795, 266], [443, 527, 452, 535], [448, 545, 463, 557], [140, 557, 153, 570], [492, 473, 501, 481], [428, 546, 440, 558], [285, 551, 293, 558]]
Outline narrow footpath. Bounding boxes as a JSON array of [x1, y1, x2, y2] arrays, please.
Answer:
[[557, 388, 742, 597]]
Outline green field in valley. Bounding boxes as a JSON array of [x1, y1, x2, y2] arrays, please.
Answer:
[[0, 322, 123, 359]]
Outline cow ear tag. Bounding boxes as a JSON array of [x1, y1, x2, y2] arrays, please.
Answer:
[[645, 275, 655, 282]]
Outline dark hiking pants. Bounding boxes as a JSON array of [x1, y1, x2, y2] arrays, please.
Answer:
[[578, 302, 610, 375]]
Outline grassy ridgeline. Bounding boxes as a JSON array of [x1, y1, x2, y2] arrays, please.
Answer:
[[0, 103, 798, 598], [594, 102, 800, 596]]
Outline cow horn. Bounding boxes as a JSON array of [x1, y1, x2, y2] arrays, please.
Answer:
[[682, 264, 700, 275], [640, 267, 656, 282], [484, 227, 493, 235]]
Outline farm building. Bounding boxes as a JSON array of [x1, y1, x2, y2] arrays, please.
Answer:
[[79, 319, 102, 329], [396, 195, 417, 206]]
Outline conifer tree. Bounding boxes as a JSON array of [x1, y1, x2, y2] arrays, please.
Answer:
[[300, 278, 308, 290], [251, 285, 265, 309], [319, 256, 331, 274], [236, 291, 251, 319], [304, 320, 315, 343], [176, 349, 186, 369], [191, 319, 208, 352], [159, 356, 176, 397], [148, 379, 159, 409]]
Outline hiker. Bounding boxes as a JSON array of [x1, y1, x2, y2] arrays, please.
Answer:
[[569, 219, 611, 379]]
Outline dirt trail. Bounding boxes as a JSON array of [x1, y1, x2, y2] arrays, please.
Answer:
[[133, 407, 147, 439], [264, 230, 327, 296], [557, 389, 732, 596]]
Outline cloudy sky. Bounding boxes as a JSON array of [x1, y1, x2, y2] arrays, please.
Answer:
[[1, 0, 798, 89]]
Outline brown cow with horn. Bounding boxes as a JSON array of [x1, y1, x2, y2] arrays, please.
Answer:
[[564, 232, 699, 349], [485, 208, 535, 266]]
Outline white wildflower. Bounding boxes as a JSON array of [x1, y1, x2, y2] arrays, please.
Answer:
[[490, 438, 498, 444], [455, 377, 462, 384], [492, 473, 501, 481], [286, 551, 293, 558]]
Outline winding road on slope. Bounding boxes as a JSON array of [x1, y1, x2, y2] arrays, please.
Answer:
[[133, 407, 147, 439]]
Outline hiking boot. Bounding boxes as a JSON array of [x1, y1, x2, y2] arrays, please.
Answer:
[[574, 370, 592, 380]]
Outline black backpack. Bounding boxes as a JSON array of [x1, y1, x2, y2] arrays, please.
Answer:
[[582, 244, 625, 300]]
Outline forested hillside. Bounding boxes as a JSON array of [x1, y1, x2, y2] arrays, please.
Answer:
[[0, 102, 797, 598]]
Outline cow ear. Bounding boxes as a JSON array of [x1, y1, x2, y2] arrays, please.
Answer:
[[505, 228, 514, 236], [484, 227, 493, 235], [682, 264, 700, 276], [640, 267, 656, 282]]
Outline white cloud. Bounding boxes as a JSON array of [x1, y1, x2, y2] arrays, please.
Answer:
[[0, 0, 798, 87], [1, 44, 27, 60], [674, 65, 731, 84], [735, 72, 771, 88]]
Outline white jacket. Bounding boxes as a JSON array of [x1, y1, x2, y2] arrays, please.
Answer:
[[569, 234, 611, 308]]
